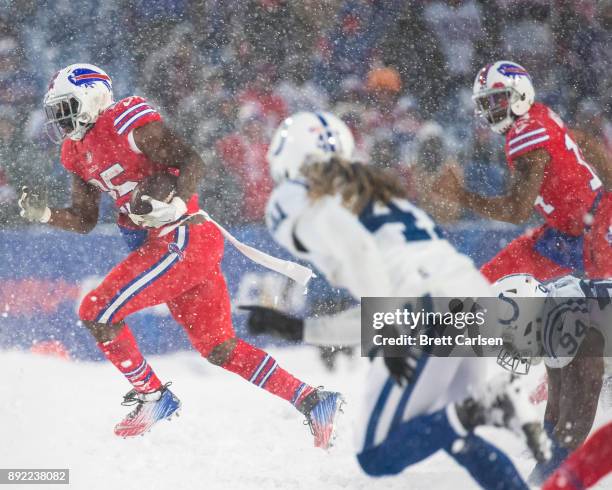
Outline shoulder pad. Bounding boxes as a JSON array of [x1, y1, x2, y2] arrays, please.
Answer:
[[106, 96, 160, 135], [265, 180, 310, 255], [60, 140, 79, 173], [542, 294, 589, 368]]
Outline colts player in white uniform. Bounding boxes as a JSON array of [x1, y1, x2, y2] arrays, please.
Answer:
[[253, 112, 548, 489], [494, 274, 612, 484]]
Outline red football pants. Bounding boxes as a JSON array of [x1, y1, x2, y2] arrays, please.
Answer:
[[78, 221, 313, 407], [543, 422, 612, 490], [583, 193, 612, 280], [79, 222, 234, 354], [481, 194, 612, 283], [480, 226, 571, 283]]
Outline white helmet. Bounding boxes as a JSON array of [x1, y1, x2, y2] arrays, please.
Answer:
[[43, 63, 114, 143], [472, 61, 535, 134], [492, 274, 549, 374], [267, 111, 355, 183]]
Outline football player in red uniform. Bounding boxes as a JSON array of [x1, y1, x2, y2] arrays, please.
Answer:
[[439, 60, 611, 283], [543, 421, 612, 490], [18, 64, 342, 447]]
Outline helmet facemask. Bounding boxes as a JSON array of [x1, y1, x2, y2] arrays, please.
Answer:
[[497, 344, 532, 375], [473, 87, 518, 134], [44, 94, 91, 143], [496, 317, 543, 375]]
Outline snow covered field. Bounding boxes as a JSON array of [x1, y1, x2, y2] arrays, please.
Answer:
[[1, 347, 611, 490]]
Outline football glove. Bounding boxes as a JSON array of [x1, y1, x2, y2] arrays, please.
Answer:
[[374, 324, 421, 387], [130, 195, 187, 228], [384, 355, 419, 387], [240, 305, 304, 342], [18, 187, 51, 223]]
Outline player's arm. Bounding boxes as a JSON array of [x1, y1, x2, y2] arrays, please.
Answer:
[[295, 197, 394, 298], [132, 120, 204, 202], [554, 328, 604, 450], [441, 148, 549, 224], [531, 334, 604, 484], [572, 129, 612, 190], [241, 304, 362, 346], [544, 364, 561, 429], [19, 175, 100, 234]]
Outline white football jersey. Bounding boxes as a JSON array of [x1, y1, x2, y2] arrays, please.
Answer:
[[542, 276, 612, 368], [265, 179, 491, 302]]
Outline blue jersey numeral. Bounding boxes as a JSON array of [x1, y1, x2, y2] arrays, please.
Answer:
[[267, 201, 288, 233], [359, 201, 441, 242]]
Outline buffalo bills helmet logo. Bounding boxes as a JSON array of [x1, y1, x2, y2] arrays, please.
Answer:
[[497, 63, 530, 79], [67, 68, 112, 90]]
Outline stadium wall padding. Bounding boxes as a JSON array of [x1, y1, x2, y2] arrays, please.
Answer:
[[0, 222, 523, 360]]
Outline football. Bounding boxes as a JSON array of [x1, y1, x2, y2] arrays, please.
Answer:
[[130, 172, 178, 215]]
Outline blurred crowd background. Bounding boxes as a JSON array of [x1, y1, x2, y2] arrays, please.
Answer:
[[0, 0, 610, 227]]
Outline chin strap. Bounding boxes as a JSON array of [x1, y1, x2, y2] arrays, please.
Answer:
[[159, 210, 315, 286]]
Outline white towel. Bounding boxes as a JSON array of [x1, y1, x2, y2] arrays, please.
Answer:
[[160, 211, 315, 286]]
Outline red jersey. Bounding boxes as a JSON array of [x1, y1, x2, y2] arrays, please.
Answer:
[[505, 102, 603, 236], [61, 96, 196, 229]]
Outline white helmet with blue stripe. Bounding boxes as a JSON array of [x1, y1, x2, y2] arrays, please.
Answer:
[[267, 111, 355, 183], [492, 274, 549, 374], [43, 63, 114, 143]]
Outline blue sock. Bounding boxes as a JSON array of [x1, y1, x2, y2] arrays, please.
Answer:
[[357, 408, 458, 476], [358, 406, 528, 490], [447, 433, 528, 490]]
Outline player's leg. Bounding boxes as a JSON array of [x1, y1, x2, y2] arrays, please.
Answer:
[[542, 422, 612, 490], [356, 357, 529, 488], [167, 265, 342, 448], [447, 434, 528, 490], [356, 356, 463, 474], [356, 357, 467, 471], [481, 227, 572, 283], [78, 226, 202, 436], [78, 226, 196, 394], [584, 193, 612, 279]]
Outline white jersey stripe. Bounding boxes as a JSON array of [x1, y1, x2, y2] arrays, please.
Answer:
[[508, 135, 550, 156], [258, 362, 277, 387], [117, 109, 156, 135], [114, 103, 148, 126], [249, 355, 270, 383], [97, 226, 186, 323], [508, 127, 546, 146]]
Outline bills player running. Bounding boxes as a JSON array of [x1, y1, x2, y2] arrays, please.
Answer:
[[439, 61, 611, 283], [261, 111, 548, 489], [544, 419, 612, 490], [17, 64, 341, 447], [494, 274, 610, 483]]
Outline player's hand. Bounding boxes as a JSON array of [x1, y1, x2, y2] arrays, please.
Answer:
[[130, 195, 187, 228], [18, 187, 51, 223], [239, 305, 304, 341], [376, 325, 421, 386], [384, 356, 418, 387], [434, 167, 465, 205]]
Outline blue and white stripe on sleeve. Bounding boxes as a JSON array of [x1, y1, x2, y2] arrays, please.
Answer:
[[508, 127, 549, 156]]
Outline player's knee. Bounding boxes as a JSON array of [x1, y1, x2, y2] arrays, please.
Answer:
[[81, 319, 124, 343], [78, 292, 103, 323], [357, 451, 400, 477], [205, 337, 238, 366]]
